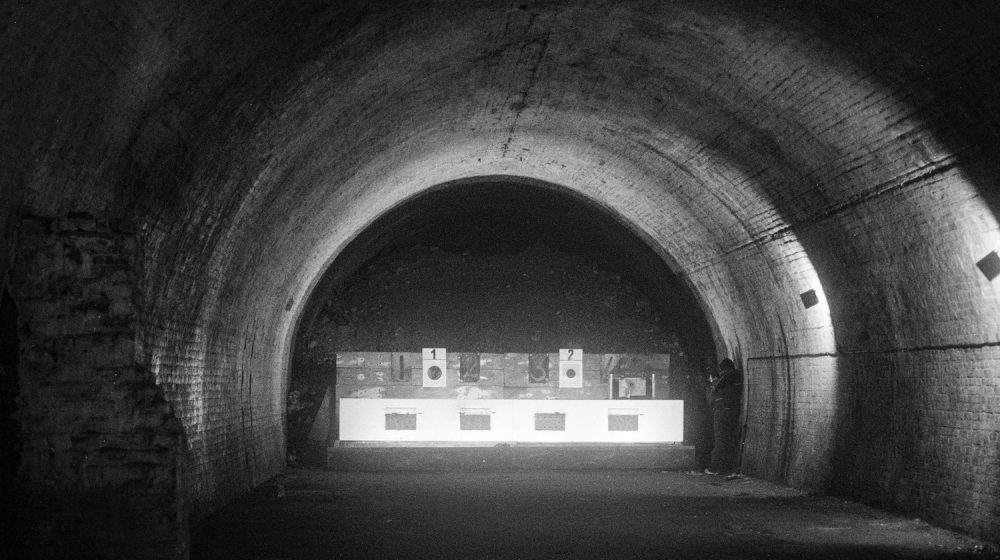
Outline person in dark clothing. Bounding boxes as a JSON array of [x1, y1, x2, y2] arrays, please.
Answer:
[[689, 358, 715, 471], [706, 358, 742, 476]]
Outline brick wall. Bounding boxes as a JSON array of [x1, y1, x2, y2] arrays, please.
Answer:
[[10, 213, 185, 559], [137, 278, 286, 523], [743, 356, 841, 490], [833, 350, 1000, 539], [742, 350, 1000, 541]]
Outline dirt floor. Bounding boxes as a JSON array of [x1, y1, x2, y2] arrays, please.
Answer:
[[192, 467, 995, 560]]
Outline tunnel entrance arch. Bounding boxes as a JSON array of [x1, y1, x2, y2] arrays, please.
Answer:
[[286, 176, 721, 460]]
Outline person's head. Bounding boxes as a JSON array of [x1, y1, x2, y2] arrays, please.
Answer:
[[719, 358, 735, 373]]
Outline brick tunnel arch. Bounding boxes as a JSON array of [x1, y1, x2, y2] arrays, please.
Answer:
[[3, 1, 1000, 557], [271, 117, 842, 433], [286, 175, 726, 454]]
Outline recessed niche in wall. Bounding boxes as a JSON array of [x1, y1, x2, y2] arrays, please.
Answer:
[[528, 353, 549, 383], [800, 289, 819, 309], [385, 409, 417, 430], [393, 354, 412, 382], [534, 412, 565, 430], [976, 250, 1000, 281], [608, 408, 640, 431], [459, 409, 491, 430], [460, 353, 481, 382]]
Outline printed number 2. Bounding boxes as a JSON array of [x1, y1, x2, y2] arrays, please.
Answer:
[[568, 349, 574, 359]]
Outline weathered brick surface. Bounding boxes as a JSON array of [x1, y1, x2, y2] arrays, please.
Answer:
[[137, 249, 287, 522], [744, 356, 841, 490], [833, 350, 1000, 539], [744, 350, 1000, 541], [10, 214, 186, 559]]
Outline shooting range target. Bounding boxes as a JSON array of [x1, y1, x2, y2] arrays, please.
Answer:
[[422, 347, 447, 387], [558, 348, 583, 388]]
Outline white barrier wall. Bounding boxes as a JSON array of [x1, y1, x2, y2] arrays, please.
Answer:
[[339, 398, 684, 444]]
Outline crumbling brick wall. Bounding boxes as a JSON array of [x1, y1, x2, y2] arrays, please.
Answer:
[[10, 213, 186, 560]]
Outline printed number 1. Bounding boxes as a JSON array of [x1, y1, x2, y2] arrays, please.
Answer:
[[431, 349, 436, 359]]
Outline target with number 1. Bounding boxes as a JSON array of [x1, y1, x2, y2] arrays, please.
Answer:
[[422, 348, 447, 387]]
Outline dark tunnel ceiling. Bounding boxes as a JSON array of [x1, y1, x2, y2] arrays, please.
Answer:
[[303, 179, 714, 356]]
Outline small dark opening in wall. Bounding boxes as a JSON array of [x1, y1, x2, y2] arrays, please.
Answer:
[[976, 250, 1000, 281], [800, 289, 819, 309]]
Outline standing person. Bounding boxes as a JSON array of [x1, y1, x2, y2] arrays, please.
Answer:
[[688, 358, 715, 472], [705, 358, 743, 476]]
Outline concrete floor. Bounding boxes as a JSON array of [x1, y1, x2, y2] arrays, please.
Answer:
[[192, 468, 994, 560]]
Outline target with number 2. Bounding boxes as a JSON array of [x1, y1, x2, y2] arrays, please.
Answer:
[[558, 348, 583, 388]]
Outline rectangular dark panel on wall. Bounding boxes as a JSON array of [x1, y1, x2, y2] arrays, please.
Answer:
[[608, 414, 639, 431], [528, 353, 550, 383], [385, 413, 417, 430], [534, 412, 565, 431], [977, 250, 1000, 281], [460, 352, 481, 382], [459, 413, 491, 431], [800, 289, 819, 308]]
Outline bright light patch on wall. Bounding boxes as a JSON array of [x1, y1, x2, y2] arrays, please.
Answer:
[[777, 237, 836, 354]]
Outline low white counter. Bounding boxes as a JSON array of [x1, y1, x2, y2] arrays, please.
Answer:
[[339, 398, 683, 444]]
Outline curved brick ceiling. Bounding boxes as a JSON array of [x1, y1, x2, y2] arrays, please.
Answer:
[[5, 1, 998, 362], [4, 0, 1000, 539]]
